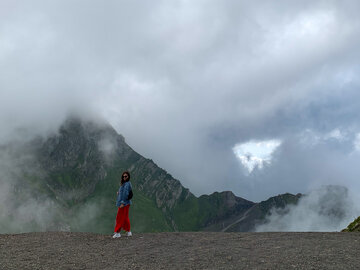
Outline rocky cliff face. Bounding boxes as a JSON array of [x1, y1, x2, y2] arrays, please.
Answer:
[[197, 191, 255, 230], [34, 119, 110, 204], [223, 193, 302, 232], [200, 192, 302, 232], [128, 157, 190, 211], [0, 117, 302, 233]]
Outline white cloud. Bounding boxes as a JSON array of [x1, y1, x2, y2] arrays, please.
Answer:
[[353, 133, 360, 151], [233, 140, 281, 173], [299, 128, 348, 147], [263, 9, 337, 56], [325, 129, 345, 141]]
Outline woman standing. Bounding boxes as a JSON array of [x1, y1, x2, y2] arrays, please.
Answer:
[[113, 171, 132, 238]]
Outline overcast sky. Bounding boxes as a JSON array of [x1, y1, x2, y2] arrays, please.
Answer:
[[1, 0, 360, 202]]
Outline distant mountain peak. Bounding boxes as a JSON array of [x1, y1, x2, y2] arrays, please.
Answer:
[[0, 116, 305, 234]]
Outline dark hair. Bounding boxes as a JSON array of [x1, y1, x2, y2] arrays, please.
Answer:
[[121, 171, 131, 185]]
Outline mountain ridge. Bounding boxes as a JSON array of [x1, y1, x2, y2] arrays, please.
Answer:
[[0, 116, 301, 233]]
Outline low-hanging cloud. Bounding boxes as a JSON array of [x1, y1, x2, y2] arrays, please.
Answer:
[[255, 185, 360, 232], [1, 0, 360, 205], [0, 133, 110, 233]]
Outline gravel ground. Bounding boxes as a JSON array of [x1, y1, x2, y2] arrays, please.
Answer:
[[0, 231, 359, 269]]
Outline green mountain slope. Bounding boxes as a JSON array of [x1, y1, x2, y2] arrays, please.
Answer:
[[0, 117, 301, 233], [221, 193, 302, 232], [342, 216, 360, 232]]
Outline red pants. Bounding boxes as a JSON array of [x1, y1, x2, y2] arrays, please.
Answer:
[[114, 205, 131, 233]]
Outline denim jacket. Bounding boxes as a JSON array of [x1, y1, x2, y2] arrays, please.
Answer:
[[116, 181, 132, 207]]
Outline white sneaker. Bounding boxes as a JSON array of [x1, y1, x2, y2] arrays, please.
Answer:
[[126, 231, 132, 237], [112, 233, 121, 238]]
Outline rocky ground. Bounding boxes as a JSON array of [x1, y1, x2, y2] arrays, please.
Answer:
[[0, 231, 359, 269]]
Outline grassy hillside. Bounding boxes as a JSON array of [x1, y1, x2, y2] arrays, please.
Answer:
[[0, 117, 302, 234], [342, 216, 360, 232]]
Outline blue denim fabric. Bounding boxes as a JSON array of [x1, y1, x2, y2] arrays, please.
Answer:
[[116, 181, 132, 207]]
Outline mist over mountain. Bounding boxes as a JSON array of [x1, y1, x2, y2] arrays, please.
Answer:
[[0, 117, 357, 234], [256, 185, 358, 232]]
